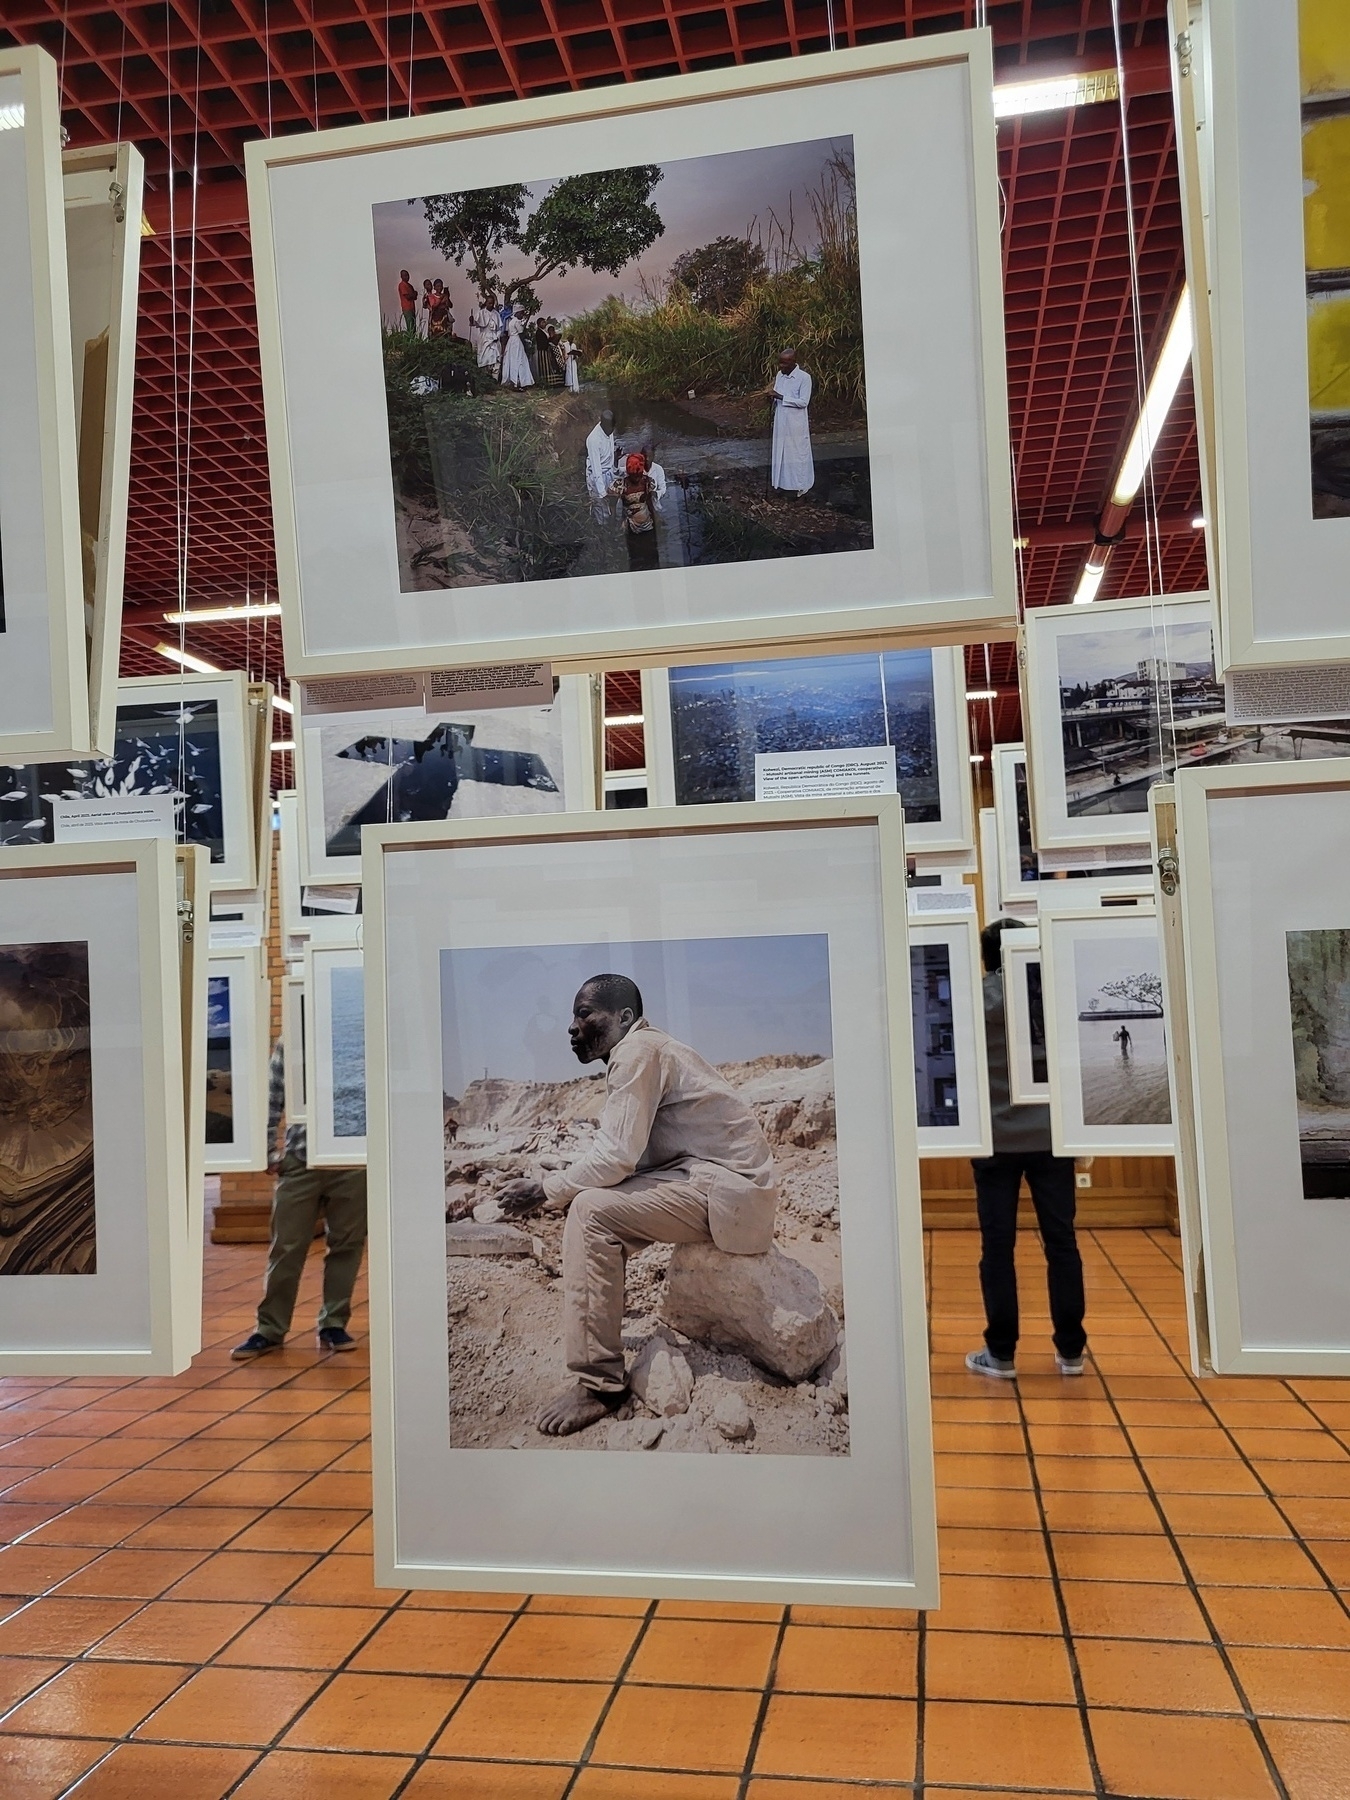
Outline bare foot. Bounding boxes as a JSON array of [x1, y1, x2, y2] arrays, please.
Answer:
[[536, 1382, 628, 1437]]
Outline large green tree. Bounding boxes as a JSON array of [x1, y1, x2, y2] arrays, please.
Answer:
[[669, 235, 767, 313], [418, 167, 665, 312]]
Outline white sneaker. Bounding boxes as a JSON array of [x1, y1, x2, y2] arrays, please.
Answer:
[[966, 1348, 1016, 1380], [1056, 1353, 1086, 1376]]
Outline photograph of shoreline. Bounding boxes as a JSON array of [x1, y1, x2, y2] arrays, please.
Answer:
[[1286, 927, 1350, 1198], [668, 651, 940, 815], [205, 975, 233, 1147], [0, 942, 96, 1275], [372, 136, 871, 591], [1056, 619, 1350, 817], [1300, 0, 1350, 519], [438, 934, 847, 1454], [1073, 935, 1171, 1129]]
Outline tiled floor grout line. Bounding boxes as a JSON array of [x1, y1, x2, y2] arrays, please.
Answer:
[[1083, 1245, 1297, 1800], [732, 1602, 792, 1800], [1007, 1376, 1108, 1800], [556, 1597, 661, 1799], [1093, 1232, 1350, 1622]]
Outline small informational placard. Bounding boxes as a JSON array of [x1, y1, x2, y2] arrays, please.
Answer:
[[1037, 842, 1152, 873], [1226, 667, 1350, 727], [298, 673, 424, 716], [51, 794, 176, 844], [303, 884, 360, 915], [755, 747, 898, 802], [425, 662, 553, 712], [209, 923, 262, 949], [907, 887, 976, 915]]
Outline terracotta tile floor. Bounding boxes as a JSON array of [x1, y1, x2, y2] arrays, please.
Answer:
[[1, 1226, 1347, 1797]]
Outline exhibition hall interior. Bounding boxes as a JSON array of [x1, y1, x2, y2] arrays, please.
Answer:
[[3, 0, 1350, 1794]]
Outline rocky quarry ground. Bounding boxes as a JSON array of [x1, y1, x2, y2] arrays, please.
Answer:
[[443, 1055, 848, 1455]]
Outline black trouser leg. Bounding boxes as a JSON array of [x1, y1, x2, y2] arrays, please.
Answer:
[[971, 1155, 1025, 1362], [1023, 1153, 1087, 1359]]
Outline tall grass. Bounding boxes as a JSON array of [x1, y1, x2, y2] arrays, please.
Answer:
[[571, 148, 864, 406]]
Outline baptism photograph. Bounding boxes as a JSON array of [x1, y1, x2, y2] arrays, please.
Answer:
[[372, 135, 871, 591], [437, 936, 848, 1455]]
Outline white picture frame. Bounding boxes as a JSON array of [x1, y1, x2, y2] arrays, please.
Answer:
[[360, 798, 936, 1606], [203, 945, 270, 1175], [0, 46, 91, 762], [991, 743, 1154, 907], [908, 912, 990, 1157], [643, 646, 975, 855], [1040, 901, 1174, 1158], [0, 837, 197, 1373], [63, 142, 145, 755], [1172, 756, 1350, 1372], [282, 962, 307, 1129], [1001, 925, 1050, 1106], [295, 676, 596, 886], [1023, 590, 1350, 850], [177, 845, 209, 1357], [1199, 0, 1350, 671], [245, 34, 1015, 680], [304, 938, 367, 1167]]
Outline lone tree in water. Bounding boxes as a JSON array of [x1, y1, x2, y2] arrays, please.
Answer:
[[1099, 973, 1163, 1013], [416, 168, 666, 314], [669, 235, 767, 313]]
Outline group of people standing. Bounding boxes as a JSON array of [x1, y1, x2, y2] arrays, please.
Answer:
[[585, 410, 669, 571], [396, 270, 580, 393]]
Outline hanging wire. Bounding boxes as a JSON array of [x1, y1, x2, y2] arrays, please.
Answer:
[[1110, 0, 1180, 786]]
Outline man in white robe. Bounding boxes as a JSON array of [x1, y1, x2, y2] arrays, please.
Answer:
[[643, 450, 667, 512], [770, 348, 814, 496], [585, 410, 620, 520], [500, 308, 534, 389]]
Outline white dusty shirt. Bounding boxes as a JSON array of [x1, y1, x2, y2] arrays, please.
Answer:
[[585, 423, 619, 498], [541, 1020, 776, 1207]]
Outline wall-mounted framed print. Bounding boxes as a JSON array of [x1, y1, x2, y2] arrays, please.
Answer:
[[246, 33, 1015, 682], [0, 670, 259, 889], [1022, 591, 1350, 851], [0, 837, 197, 1374], [991, 744, 1154, 908], [304, 939, 367, 1167], [643, 646, 975, 854], [1201, 0, 1350, 671], [361, 798, 936, 1606], [909, 913, 990, 1156], [203, 945, 270, 1175], [1172, 756, 1350, 1373], [282, 963, 307, 1128], [0, 46, 91, 763], [62, 142, 145, 754], [1040, 902, 1174, 1158], [295, 676, 596, 886], [1001, 925, 1050, 1106]]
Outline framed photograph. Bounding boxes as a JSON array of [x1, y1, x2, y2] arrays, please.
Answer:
[[0, 46, 91, 763], [282, 962, 307, 1127], [177, 846, 209, 1356], [203, 945, 270, 1175], [1023, 592, 1350, 850], [1172, 756, 1350, 1372], [0, 670, 259, 890], [991, 744, 1154, 908], [246, 35, 1015, 680], [1040, 902, 1174, 1157], [1201, 0, 1350, 670], [977, 805, 1004, 923], [1001, 925, 1050, 1106], [295, 676, 596, 886], [643, 647, 974, 854], [0, 837, 196, 1373], [63, 142, 145, 754], [304, 939, 367, 1167], [361, 799, 936, 1605], [908, 913, 990, 1156]]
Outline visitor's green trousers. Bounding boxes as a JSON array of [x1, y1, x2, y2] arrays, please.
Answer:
[[256, 1153, 368, 1341]]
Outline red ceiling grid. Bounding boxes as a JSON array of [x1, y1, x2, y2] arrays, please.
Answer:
[[1, 0, 1204, 765]]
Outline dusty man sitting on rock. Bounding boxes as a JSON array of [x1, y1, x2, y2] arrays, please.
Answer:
[[498, 973, 779, 1436]]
